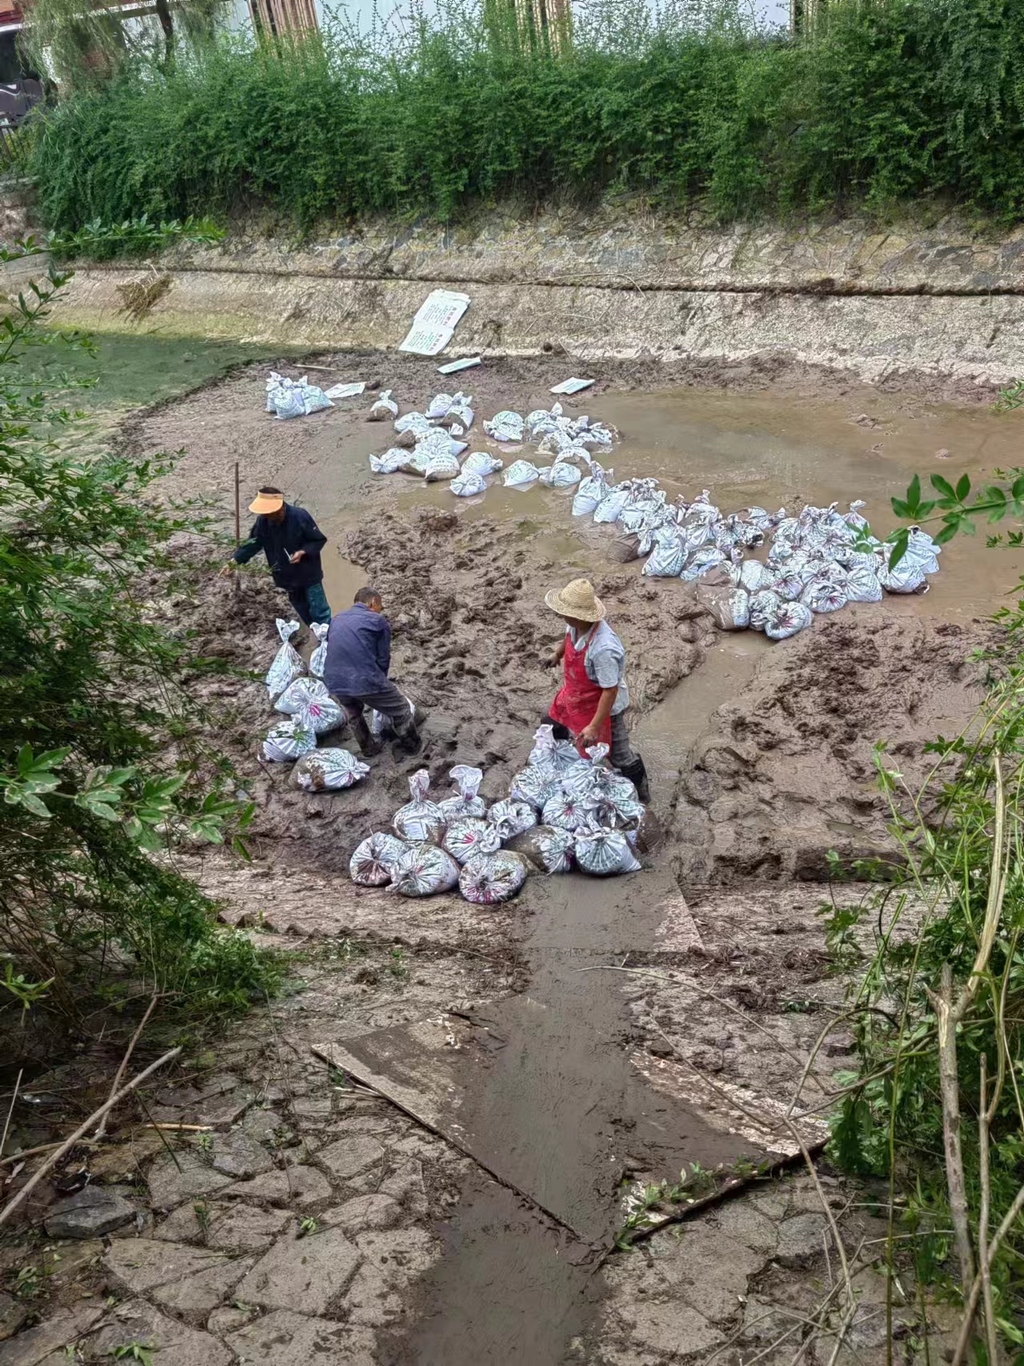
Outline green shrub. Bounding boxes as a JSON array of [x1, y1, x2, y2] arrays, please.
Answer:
[[25, 0, 1024, 238], [0, 246, 281, 1049]]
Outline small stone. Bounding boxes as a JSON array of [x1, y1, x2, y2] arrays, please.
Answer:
[[104, 1237, 235, 1294], [323, 1195, 402, 1235], [0, 1306, 102, 1366], [240, 1106, 282, 1144], [317, 1136, 385, 1181], [207, 1304, 257, 1334], [775, 1211, 829, 1268], [0, 1292, 28, 1343], [235, 1228, 362, 1314], [43, 1186, 136, 1239], [224, 1164, 330, 1208], [86, 1299, 232, 1366], [210, 1131, 275, 1180], [225, 1309, 376, 1365]]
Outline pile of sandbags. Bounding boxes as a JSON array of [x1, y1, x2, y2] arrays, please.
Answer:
[[366, 393, 940, 639], [259, 619, 369, 789], [348, 730, 646, 902]]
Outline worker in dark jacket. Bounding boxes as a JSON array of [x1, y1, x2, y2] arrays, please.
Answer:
[[324, 587, 421, 758], [220, 487, 331, 626]]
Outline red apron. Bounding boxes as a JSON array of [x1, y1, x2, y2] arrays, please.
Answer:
[[549, 628, 613, 756]]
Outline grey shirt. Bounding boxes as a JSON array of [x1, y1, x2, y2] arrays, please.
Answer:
[[567, 620, 630, 716]]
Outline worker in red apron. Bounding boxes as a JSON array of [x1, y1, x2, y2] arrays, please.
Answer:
[[544, 578, 650, 802]]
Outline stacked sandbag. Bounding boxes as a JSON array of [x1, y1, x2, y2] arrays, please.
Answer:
[[347, 737, 647, 900]]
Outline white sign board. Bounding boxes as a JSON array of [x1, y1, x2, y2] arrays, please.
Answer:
[[399, 290, 471, 356]]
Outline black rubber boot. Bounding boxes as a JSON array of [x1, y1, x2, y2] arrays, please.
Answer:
[[620, 756, 651, 804], [350, 714, 384, 757], [391, 722, 423, 759]]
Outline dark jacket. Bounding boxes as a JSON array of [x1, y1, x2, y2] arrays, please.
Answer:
[[323, 604, 392, 697], [233, 504, 326, 588]]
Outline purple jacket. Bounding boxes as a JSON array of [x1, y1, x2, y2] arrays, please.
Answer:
[[323, 604, 391, 696]]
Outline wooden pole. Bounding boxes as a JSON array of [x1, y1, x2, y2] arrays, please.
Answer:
[[234, 462, 241, 548]]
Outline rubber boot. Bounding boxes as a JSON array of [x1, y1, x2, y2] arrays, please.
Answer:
[[620, 756, 650, 804], [391, 722, 423, 759], [350, 713, 384, 758]]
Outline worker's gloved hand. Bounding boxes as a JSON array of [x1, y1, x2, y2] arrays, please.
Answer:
[[219, 563, 235, 578]]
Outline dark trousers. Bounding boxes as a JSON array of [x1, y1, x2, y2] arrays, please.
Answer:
[[285, 582, 331, 626], [335, 680, 414, 735], [546, 711, 639, 769]]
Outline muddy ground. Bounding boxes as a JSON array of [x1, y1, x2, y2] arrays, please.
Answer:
[[1, 351, 1016, 1365]]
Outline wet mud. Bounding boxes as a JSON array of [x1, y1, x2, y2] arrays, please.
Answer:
[[120, 352, 1024, 1364]]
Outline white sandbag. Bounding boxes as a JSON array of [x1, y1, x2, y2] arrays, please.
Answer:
[[391, 844, 460, 897], [394, 413, 432, 443], [906, 527, 941, 574], [266, 373, 332, 419], [425, 392, 454, 419], [350, 831, 409, 886], [262, 714, 316, 763], [679, 547, 726, 581], [392, 769, 445, 843], [483, 411, 525, 443], [451, 470, 488, 497], [571, 466, 610, 518], [845, 562, 884, 603], [539, 462, 582, 488], [739, 559, 773, 593], [642, 525, 688, 578], [462, 451, 504, 476], [765, 600, 814, 640], [560, 743, 612, 800], [368, 389, 399, 421], [439, 392, 474, 429], [275, 677, 345, 734], [801, 571, 848, 614], [528, 724, 580, 775], [294, 749, 369, 791], [397, 447, 432, 476], [503, 460, 541, 488], [879, 559, 930, 594], [541, 788, 596, 833], [459, 851, 529, 905], [369, 448, 409, 474], [536, 429, 574, 458], [309, 622, 330, 678], [423, 448, 462, 482], [509, 766, 560, 811], [698, 583, 750, 631], [748, 590, 782, 632], [438, 765, 486, 820], [593, 487, 630, 525], [768, 566, 805, 601], [265, 619, 305, 700], [505, 825, 575, 874], [487, 799, 537, 839], [575, 828, 641, 876], [443, 817, 503, 865]]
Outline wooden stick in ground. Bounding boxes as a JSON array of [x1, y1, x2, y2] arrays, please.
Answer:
[[951, 1182, 1024, 1366], [92, 994, 160, 1141], [0, 1069, 22, 1159], [977, 1055, 1001, 1366], [0, 1047, 180, 1230]]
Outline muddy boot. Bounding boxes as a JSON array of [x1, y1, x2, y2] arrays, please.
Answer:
[[350, 714, 384, 758], [391, 722, 422, 759], [620, 756, 650, 804]]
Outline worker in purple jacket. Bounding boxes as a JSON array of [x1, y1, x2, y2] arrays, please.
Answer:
[[323, 587, 422, 758]]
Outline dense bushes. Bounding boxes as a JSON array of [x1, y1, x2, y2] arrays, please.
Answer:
[[0, 247, 281, 1054], [26, 0, 1024, 236]]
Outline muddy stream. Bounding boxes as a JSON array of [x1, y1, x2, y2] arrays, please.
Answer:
[[136, 357, 1024, 1364]]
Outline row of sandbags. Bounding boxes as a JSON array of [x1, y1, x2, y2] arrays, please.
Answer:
[[349, 729, 646, 904], [259, 619, 371, 789]]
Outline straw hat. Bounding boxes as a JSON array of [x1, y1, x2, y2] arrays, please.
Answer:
[[544, 578, 606, 622], [249, 489, 285, 515]]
